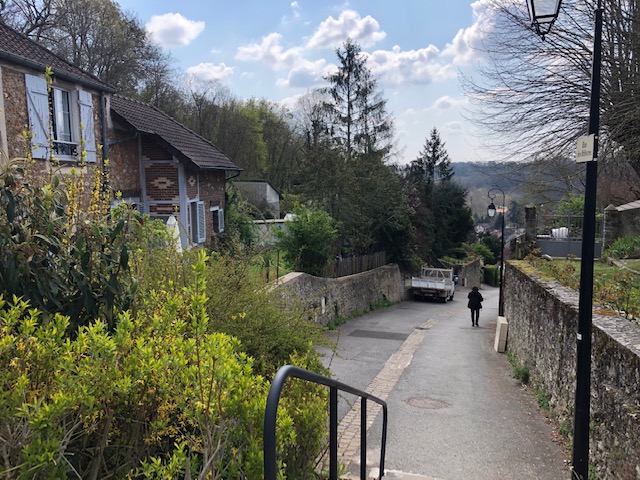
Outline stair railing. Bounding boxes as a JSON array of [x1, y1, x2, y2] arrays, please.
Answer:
[[264, 364, 387, 480]]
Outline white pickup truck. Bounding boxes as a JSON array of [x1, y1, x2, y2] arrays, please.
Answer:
[[411, 267, 457, 302]]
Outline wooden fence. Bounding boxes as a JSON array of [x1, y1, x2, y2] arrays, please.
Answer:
[[324, 252, 388, 278]]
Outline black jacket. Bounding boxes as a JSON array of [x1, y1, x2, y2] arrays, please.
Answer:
[[467, 290, 483, 309]]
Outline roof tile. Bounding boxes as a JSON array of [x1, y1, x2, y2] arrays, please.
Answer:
[[110, 95, 241, 172]]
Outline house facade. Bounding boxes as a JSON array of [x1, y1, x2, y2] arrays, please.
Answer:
[[0, 23, 240, 249]]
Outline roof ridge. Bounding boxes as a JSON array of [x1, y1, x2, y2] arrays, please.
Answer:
[[113, 93, 231, 158], [0, 22, 114, 91]]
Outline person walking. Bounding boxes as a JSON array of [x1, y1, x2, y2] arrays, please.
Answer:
[[467, 286, 483, 327]]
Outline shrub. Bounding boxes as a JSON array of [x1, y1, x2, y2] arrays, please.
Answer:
[[484, 264, 500, 286], [604, 236, 640, 259], [0, 252, 324, 479], [276, 203, 338, 276]]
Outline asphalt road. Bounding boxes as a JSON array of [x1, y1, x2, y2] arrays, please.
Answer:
[[318, 285, 570, 480]]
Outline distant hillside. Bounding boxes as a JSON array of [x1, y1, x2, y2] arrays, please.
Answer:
[[452, 160, 581, 220]]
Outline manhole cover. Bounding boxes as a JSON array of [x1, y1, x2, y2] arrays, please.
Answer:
[[406, 397, 450, 410]]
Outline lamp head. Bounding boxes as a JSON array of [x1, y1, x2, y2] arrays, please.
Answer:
[[526, 0, 562, 38], [487, 202, 497, 219]]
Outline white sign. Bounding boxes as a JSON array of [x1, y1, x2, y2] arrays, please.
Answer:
[[576, 134, 596, 163]]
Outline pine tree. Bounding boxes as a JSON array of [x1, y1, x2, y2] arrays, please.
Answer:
[[411, 127, 454, 184]]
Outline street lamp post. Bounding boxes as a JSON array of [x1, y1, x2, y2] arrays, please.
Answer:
[[526, 1, 601, 479], [487, 188, 505, 317]]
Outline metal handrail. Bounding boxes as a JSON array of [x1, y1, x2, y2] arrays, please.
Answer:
[[264, 364, 388, 480]]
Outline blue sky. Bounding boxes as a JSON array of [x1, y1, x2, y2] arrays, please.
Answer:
[[115, 0, 498, 164]]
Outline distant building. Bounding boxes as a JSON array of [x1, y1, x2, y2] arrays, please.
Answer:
[[234, 180, 281, 219]]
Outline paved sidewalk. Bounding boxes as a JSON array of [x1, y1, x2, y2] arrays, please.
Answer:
[[319, 285, 570, 480]]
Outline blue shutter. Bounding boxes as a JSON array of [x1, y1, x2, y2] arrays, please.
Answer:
[[78, 90, 97, 163], [25, 74, 50, 159], [197, 201, 206, 243]]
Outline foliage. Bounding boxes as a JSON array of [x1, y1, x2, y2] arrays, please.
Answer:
[[407, 127, 453, 184], [0, 158, 146, 332], [0, 251, 328, 479], [506, 350, 530, 385], [484, 264, 500, 287], [528, 258, 640, 322], [477, 233, 502, 265], [604, 236, 640, 259], [463, 242, 495, 265], [276, 204, 338, 276]]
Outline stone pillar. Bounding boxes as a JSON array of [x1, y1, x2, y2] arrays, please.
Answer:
[[602, 204, 620, 251]]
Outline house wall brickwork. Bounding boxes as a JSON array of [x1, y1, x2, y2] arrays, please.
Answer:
[[274, 264, 404, 325], [504, 261, 640, 479], [1, 64, 102, 208], [145, 162, 179, 202], [108, 134, 140, 199], [141, 135, 172, 161]]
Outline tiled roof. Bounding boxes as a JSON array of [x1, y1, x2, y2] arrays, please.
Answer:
[[0, 22, 114, 92], [111, 95, 241, 172]]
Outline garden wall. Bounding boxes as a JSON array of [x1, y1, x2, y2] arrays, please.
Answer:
[[274, 264, 404, 325], [504, 261, 640, 479]]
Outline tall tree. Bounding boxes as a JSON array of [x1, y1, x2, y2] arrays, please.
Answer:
[[1, 0, 174, 94], [322, 39, 393, 161], [409, 127, 454, 184]]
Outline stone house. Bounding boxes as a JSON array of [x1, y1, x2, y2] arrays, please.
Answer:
[[0, 23, 241, 249]]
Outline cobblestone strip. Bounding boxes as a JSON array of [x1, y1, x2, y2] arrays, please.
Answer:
[[337, 319, 437, 467]]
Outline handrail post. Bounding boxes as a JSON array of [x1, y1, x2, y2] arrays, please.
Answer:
[[330, 386, 338, 480], [361, 397, 367, 479]]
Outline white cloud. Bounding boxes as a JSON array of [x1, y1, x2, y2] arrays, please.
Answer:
[[186, 63, 234, 84], [306, 10, 386, 49], [443, 121, 464, 134], [276, 59, 330, 88], [146, 13, 205, 48], [432, 95, 466, 110], [365, 45, 453, 86], [236, 33, 302, 70], [441, 0, 494, 65]]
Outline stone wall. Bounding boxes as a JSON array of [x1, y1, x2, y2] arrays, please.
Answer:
[[504, 261, 640, 479], [273, 264, 404, 325], [440, 258, 483, 288]]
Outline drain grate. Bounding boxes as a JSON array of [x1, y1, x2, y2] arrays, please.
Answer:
[[406, 397, 451, 410]]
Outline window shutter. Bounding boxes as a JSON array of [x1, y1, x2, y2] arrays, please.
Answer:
[[78, 90, 97, 163], [218, 208, 225, 233], [197, 201, 206, 243], [25, 74, 50, 159]]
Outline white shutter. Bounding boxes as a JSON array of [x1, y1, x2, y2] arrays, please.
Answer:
[[25, 74, 50, 159], [78, 90, 97, 163], [218, 208, 225, 233], [197, 201, 206, 243]]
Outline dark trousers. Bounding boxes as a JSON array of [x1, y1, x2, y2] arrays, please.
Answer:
[[470, 308, 480, 325]]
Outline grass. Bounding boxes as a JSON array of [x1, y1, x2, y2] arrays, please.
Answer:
[[527, 258, 640, 321], [506, 350, 530, 384]]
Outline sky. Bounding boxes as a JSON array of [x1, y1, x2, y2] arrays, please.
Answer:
[[115, 0, 499, 164]]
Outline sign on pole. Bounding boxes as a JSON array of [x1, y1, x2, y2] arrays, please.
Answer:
[[576, 134, 596, 163]]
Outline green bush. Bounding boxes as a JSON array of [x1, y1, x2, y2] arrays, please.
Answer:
[[604, 236, 640, 259], [0, 252, 325, 479], [0, 157, 330, 478], [483, 264, 500, 286], [0, 159, 148, 332], [276, 203, 338, 276]]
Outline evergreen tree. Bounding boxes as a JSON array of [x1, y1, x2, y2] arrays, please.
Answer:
[[410, 127, 454, 184], [322, 39, 393, 161]]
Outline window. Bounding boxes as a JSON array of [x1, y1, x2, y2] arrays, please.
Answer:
[[25, 73, 97, 162], [50, 88, 76, 156], [210, 206, 225, 234]]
